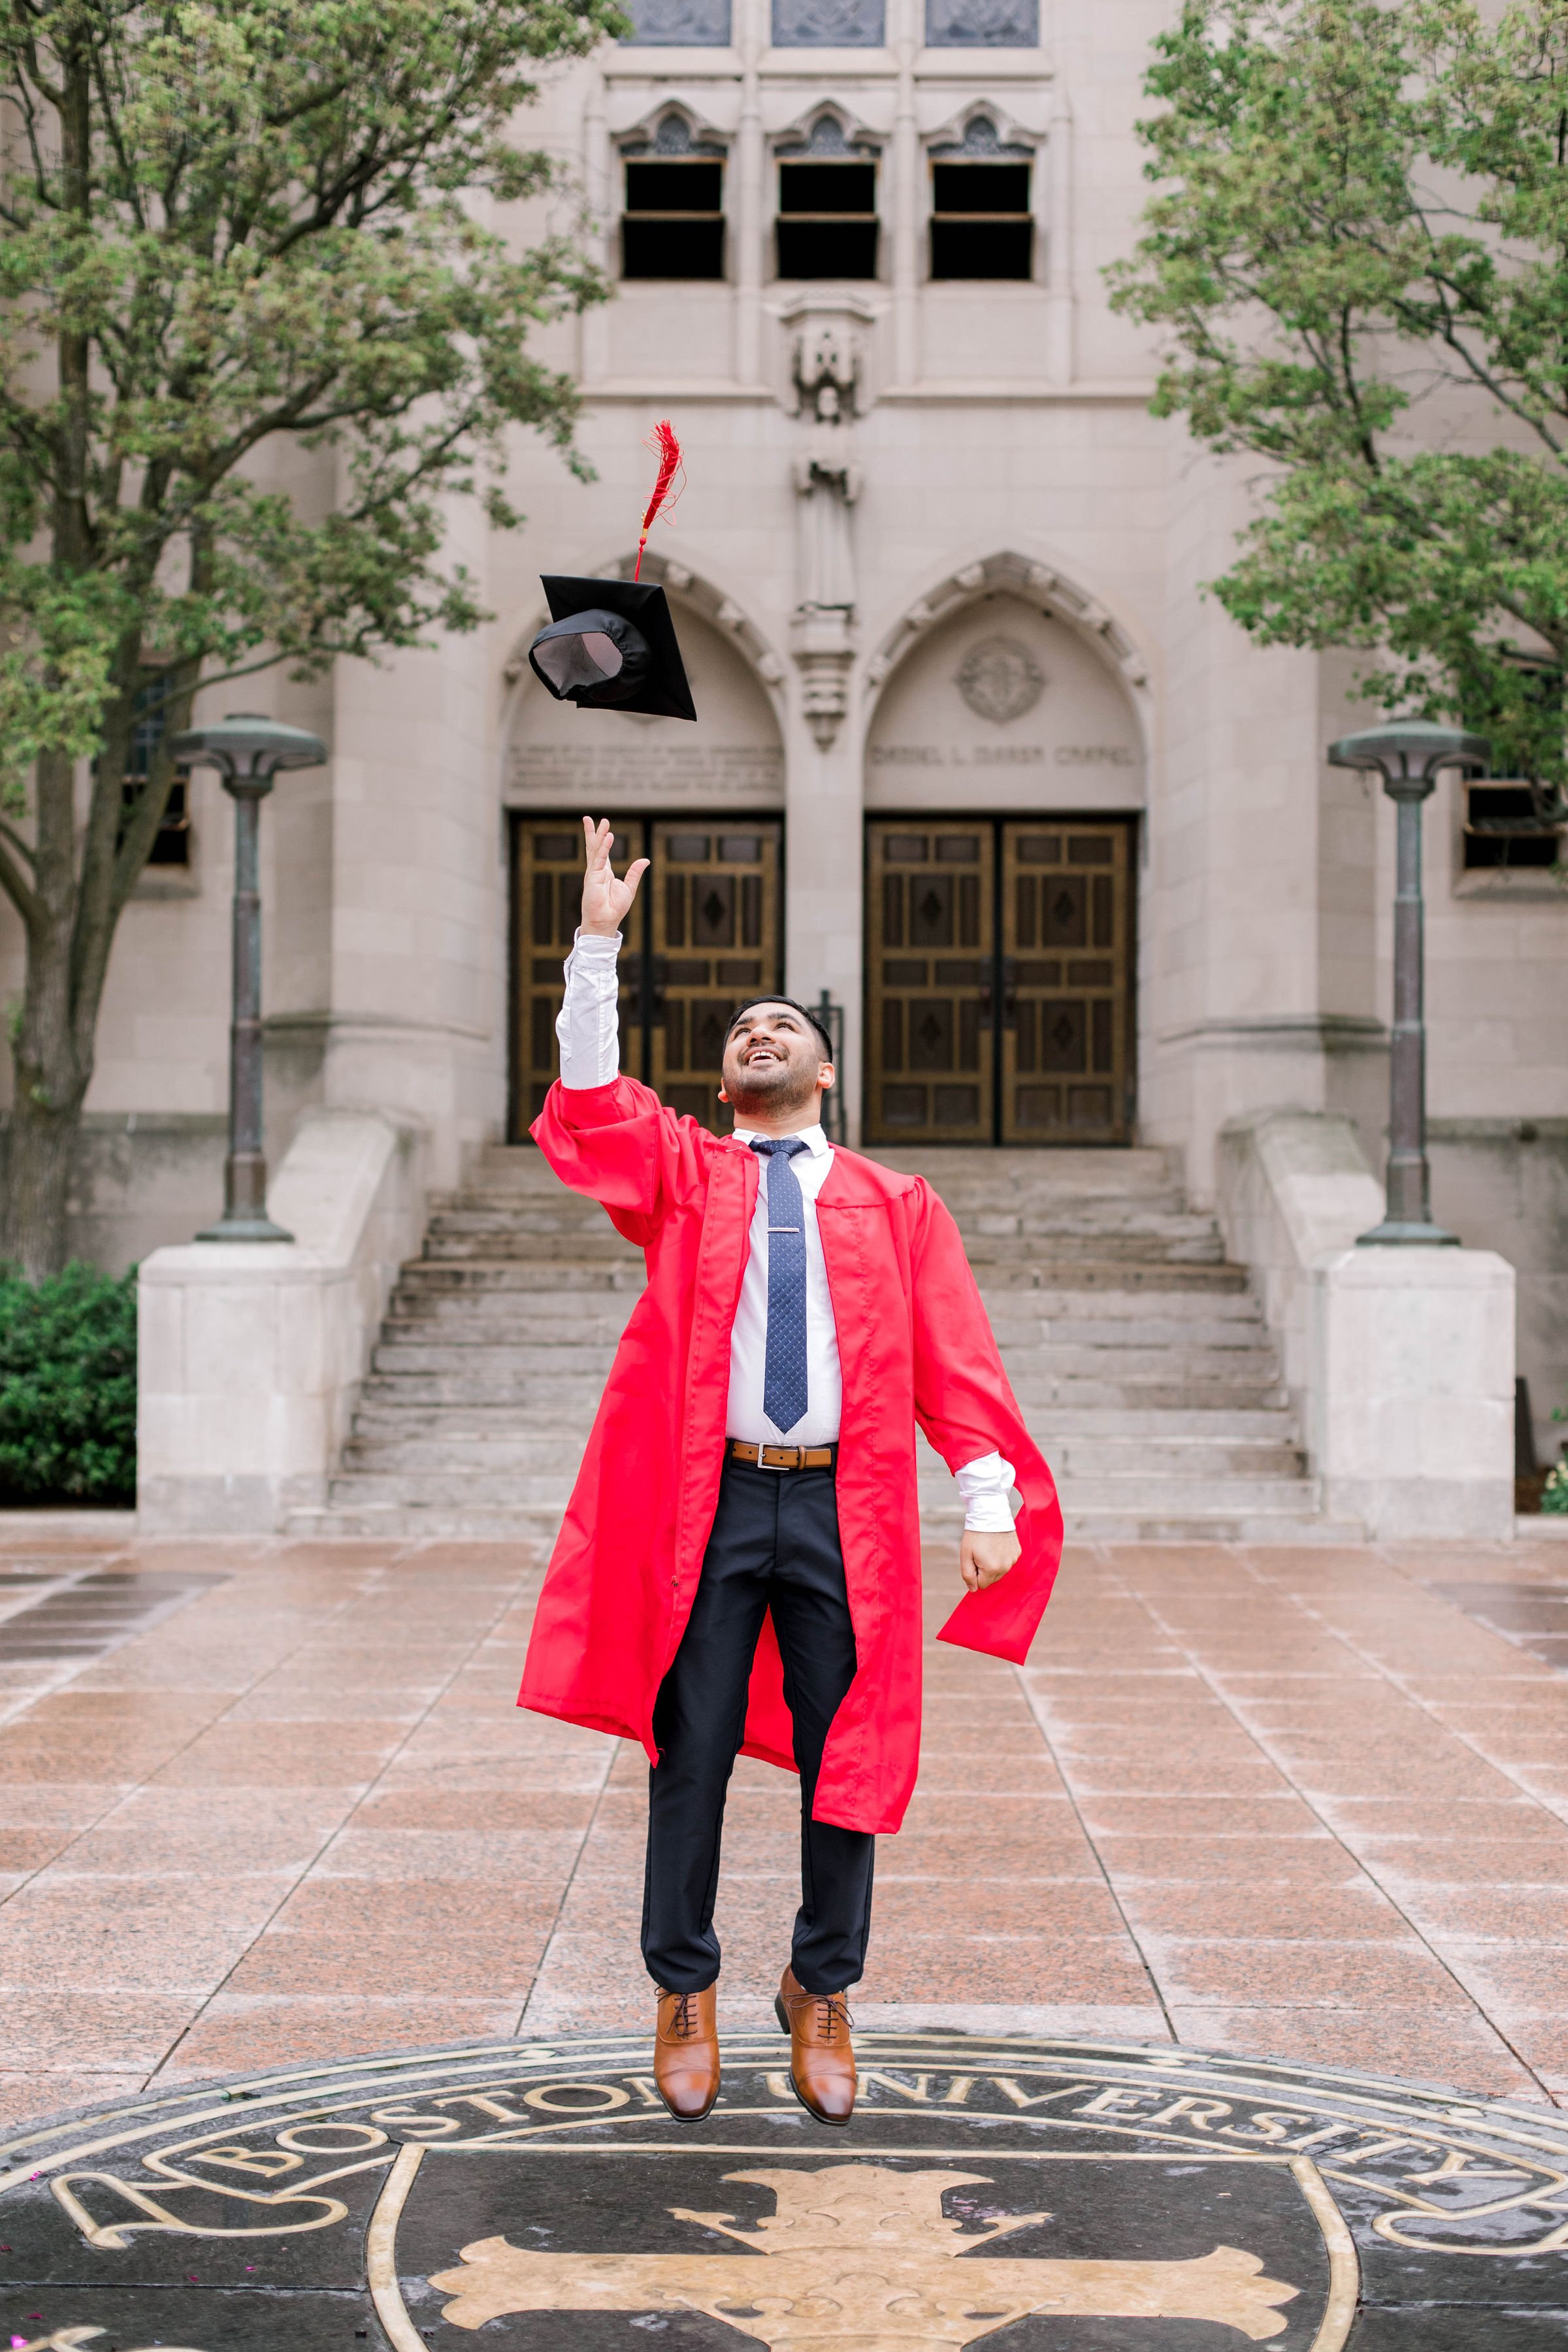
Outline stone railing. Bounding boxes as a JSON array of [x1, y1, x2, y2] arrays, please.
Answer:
[[137, 1108, 426, 1532], [1217, 1109, 1516, 1539]]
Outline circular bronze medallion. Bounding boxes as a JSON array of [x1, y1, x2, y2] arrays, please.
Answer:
[[3, 2031, 1567, 2348]]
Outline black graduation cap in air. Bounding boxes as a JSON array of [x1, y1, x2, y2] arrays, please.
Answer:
[[529, 576, 697, 723]]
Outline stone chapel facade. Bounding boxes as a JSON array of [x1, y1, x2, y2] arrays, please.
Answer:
[[4, 0, 1566, 1463]]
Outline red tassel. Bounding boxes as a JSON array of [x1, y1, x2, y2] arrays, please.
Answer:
[[634, 419, 684, 580]]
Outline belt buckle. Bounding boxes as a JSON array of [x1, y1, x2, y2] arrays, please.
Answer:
[[759, 1444, 802, 1471]]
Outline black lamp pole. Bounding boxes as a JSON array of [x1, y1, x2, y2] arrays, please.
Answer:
[[1326, 721, 1490, 1245], [171, 714, 328, 1243]]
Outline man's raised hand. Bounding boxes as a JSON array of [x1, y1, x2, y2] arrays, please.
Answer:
[[581, 817, 650, 939]]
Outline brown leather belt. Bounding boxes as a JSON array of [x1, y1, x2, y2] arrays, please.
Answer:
[[729, 1440, 837, 1472]]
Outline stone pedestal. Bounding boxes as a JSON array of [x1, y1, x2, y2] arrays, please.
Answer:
[[1311, 1245, 1516, 1540], [137, 1108, 425, 1532]]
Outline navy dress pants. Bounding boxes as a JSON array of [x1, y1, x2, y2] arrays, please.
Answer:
[[641, 1452, 875, 1997]]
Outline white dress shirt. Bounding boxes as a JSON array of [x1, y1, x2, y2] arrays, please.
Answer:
[[556, 930, 1017, 1531]]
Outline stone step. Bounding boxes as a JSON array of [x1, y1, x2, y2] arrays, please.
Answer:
[[345, 1426, 1309, 1483], [365, 1353, 1284, 1410], [370, 1341, 623, 1377], [972, 1262, 1250, 1295], [987, 1314, 1272, 1350], [410, 1260, 645, 1294], [305, 1134, 1345, 1539], [930, 1435, 1305, 1479], [297, 1484, 1347, 1545], [1041, 1472, 1329, 1515], [410, 1232, 642, 1266]]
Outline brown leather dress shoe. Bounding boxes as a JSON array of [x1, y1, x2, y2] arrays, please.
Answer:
[[775, 1964, 857, 2126], [653, 1985, 720, 2121]]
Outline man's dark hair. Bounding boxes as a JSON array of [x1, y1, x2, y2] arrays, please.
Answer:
[[727, 996, 835, 1062]]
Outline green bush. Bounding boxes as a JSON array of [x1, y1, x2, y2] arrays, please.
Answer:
[[0, 1263, 137, 1505]]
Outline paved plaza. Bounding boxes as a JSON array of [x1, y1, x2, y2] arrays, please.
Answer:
[[3, 1520, 1568, 2132]]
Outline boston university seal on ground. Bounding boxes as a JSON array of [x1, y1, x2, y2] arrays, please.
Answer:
[[3, 2032, 1567, 2349]]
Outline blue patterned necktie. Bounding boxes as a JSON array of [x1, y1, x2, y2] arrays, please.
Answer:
[[751, 1137, 810, 1435]]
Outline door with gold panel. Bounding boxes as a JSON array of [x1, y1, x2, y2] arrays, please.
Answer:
[[510, 815, 782, 1138], [649, 822, 782, 1130], [865, 822, 996, 1144], [865, 814, 1135, 1146], [1001, 820, 1134, 1145]]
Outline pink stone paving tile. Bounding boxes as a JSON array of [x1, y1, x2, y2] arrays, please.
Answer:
[[0, 1828, 76, 1874], [0, 1786, 127, 1831], [1164, 2004, 1537, 2098], [1051, 1761, 1292, 1803], [0, 1989, 198, 2072], [150, 1725, 408, 1786], [1143, 1937, 1473, 2011], [1427, 1944, 1568, 2012], [907, 1754, 1066, 1795], [355, 1788, 599, 1832], [0, 1879, 289, 1991], [308, 1827, 589, 1881], [1354, 1837, 1568, 1885], [854, 1829, 1097, 1880], [869, 1882, 1126, 1936], [898, 1793, 1077, 1835], [221, 1688, 444, 1723], [1091, 1837, 1363, 1885], [221, 1926, 550, 1997], [855, 1938, 1156, 2007], [376, 1755, 612, 1795], [1481, 2016, 1568, 2094], [1115, 1883, 1413, 1941], [45, 1787, 358, 1878], [154, 1994, 523, 2079], [1392, 1887, 1568, 1941], [1315, 1797, 1567, 1837], [0, 2070, 150, 2136], [269, 1879, 568, 1939], [1070, 1795, 1324, 1837]]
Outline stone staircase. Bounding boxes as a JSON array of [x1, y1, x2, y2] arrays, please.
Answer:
[[290, 1142, 1356, 1543]]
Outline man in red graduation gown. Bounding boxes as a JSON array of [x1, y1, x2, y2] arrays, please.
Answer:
[[519, 819, 1062, 2126]]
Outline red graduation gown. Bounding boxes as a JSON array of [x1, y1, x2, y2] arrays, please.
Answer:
[[516, 1075, 1064, 1835]]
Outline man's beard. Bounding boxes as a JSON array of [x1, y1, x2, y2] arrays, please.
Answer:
[[725, 1054, 819, 1121]]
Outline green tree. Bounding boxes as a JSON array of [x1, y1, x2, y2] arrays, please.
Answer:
[[0, 0, 625, 1279], [1109, 0, 1568, 798]]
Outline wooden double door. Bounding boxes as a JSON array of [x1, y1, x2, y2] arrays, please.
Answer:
[[510, 815, 783, 1137], [865, 815, 1136, 1146]]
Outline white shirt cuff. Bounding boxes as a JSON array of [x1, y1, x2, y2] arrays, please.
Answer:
[[956, 1450, 1018, 1534]]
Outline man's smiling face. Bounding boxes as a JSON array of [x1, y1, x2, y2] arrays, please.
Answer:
[[719, 1004, 834, 1121]]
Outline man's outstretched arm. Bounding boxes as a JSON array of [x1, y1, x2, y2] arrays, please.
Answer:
[[556, 816, 648, 1089], [533, 819, 698, 1232]]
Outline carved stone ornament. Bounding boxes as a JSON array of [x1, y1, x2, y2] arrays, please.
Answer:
[[925, 0, 1038, 46], [793, 321, 860, 423], [956, 634, 1046, 725], [772, 0, 884, 44], [620, 0, 732, 44]]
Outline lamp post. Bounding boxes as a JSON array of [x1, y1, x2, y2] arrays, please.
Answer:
[[171, 713, 328, 1242], [1326, 720, 1490, 1246]]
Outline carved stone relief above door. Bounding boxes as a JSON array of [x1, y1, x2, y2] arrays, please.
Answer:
[[865, 591, 1145, 811]]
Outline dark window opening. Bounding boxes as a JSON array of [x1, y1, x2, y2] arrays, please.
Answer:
[[622, 158, 725, 280], [114, 676, 191, 868], [930, 159, 1032, 279], [776, 159, 878, 278], [1463, 781, 1563, 870]]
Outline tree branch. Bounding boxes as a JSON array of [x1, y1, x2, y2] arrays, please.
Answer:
[[0, 834, 42, 934]]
